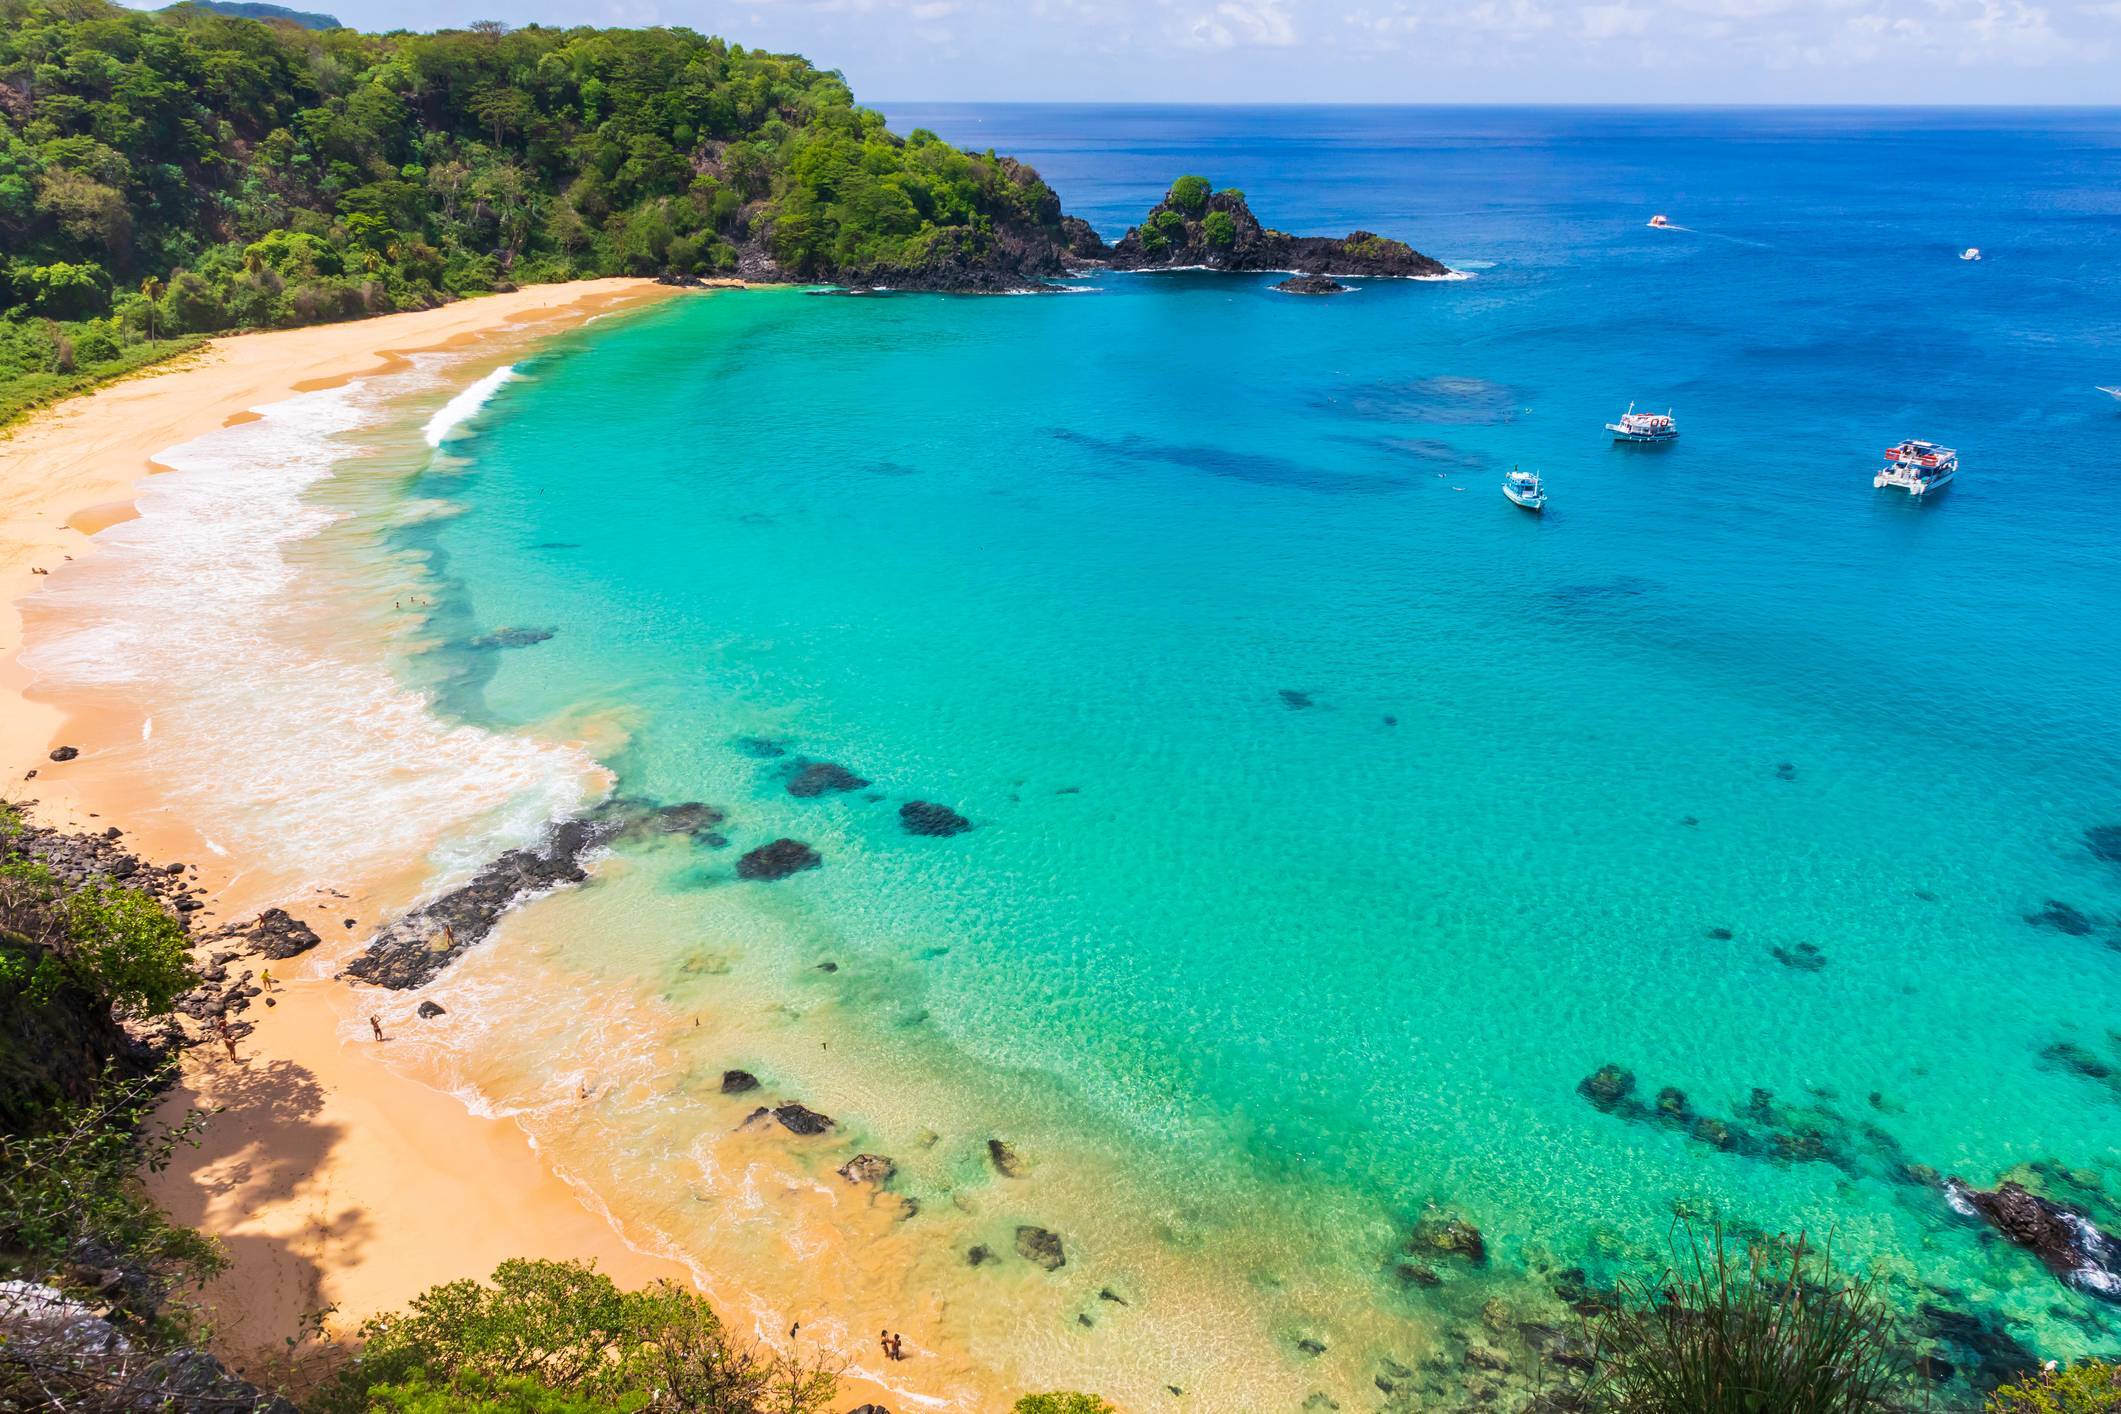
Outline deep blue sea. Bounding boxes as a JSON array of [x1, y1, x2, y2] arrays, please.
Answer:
[[364, 108, 2121, 1409]]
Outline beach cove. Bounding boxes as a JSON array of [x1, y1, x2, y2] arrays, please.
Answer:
[[3, 106, 2121, 1414]]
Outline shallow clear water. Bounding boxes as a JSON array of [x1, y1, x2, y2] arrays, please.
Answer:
[[83, 108, 2121, 1408]]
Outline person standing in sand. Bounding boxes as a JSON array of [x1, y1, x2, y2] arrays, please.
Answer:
[[369, 1014, 386, 1041], [213, 1013, 238, 1063]]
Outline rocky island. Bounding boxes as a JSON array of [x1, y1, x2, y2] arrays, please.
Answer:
[[1075, 175, 1452, 281]]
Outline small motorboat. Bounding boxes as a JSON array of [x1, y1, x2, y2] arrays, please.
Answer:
[[1606, 402, 1678, 444], [1503, 467, 1547, 511], [2098, 385, 2121, 402], [1960, 247, 1982, 261], [1647, 214, 1672, 229], [1874, 439, 1958, 497]]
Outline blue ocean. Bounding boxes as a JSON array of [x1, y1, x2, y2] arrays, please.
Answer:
[[366, 107, 2121, 1409]]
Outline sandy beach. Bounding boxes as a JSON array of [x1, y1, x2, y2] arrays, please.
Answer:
[[0, 280, 757, 1384]]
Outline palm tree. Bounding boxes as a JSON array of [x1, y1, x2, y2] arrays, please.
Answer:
[[139, 276, 166, 343]]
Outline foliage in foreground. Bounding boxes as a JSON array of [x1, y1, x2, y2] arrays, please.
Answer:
[[1013, 1396, 1118, 1414], [319, 1259, 840, 1414], [1990, 1361, 2121, 1413], [1578, 1224, 1909, 1413]]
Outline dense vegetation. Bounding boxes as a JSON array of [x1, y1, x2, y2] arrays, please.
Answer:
[[0, 0, 1084, 420], [1577, 1224, 1910, 1412], [1989, 1361, 2121, 1414]]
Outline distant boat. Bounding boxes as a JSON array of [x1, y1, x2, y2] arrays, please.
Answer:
[[1960, 247, 1982, 262], [1606, 402, 1678, 444], [1647, 214, 1672, 229], [2099, 385, 2121, 402], [1874, 439, 1958, 498], [1503, 467, 1548, 511]]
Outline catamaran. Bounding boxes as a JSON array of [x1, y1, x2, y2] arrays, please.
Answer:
[[1606, 402, 1678, 443], [1503, 467, 1547, 511], [1874, 440, 1958, 497]]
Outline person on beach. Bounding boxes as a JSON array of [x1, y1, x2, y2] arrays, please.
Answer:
[[889, 1333, 905, 1361], [259, 968, 273, 992], [369, 1014, 386, 1041], [878, 1330, 890, 1360], [213, 1013, 238, 1063]]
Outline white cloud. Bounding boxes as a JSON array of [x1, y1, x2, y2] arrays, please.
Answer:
[[1186, 0, 1299, 45]]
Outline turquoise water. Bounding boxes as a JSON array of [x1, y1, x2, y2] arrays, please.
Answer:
[[396, 109, 2121, 1405]]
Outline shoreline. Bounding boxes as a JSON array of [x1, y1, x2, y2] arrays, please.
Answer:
[[0, 280, 871, 1388]]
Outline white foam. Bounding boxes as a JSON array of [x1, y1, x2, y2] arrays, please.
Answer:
[[22, 365, 603, 900], [421, 363, 519, 447]]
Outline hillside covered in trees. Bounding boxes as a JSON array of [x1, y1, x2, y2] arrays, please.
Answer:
[[0, 0, 1092, 415]]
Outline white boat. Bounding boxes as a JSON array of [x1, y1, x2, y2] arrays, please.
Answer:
[[1503, 467, 1547, 511], [2099, 386, 2121, 402], [1960, 247, 1982, 261], [1874, 439, 1958, 497], [1605, 402, 1678, 443], [1647, 214, 1672, 229]]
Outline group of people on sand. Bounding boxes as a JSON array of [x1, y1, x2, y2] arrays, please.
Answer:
[[878, 1330, 909, 1361]]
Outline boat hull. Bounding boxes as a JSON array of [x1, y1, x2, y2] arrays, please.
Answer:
[[1606, 426, 1677, 444], [1503, 487, 1545, 511]]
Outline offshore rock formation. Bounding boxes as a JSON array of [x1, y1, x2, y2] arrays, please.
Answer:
[[1090, 179, 1451, 280], [1276, 275, 1349, 295], [1948, 1179, 2121, 1301], [736, 838, 822, 881]]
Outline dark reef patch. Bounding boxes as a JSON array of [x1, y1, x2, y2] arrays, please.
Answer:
[[736, 838, 821, 881], [2086, 824, 2121, 866], [467, 625, 555, 650], [1769, 942, 1827, 971], [1279, 689, 1315, 710], [1047, 426, 1397, 496], [1016, 1225, 1066, 1270], [901, 801, 972, 837], [786, 761, 870, 798], [2025, 899, 2096, 936], [1327, 375, 1521, 426], [734, 736, 787, 759]]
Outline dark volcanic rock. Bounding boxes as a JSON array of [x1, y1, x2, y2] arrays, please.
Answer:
[[1015, 1225, 1066, 1270], [47, 745, 79, 762], [838, 1153, 896, 1185], [772, 1102, 834, 1135], [901, 801, 972, 837], [343, 818, 613, 989], [720, 1069, 760, 1094], [246, 907, 321, 960], [736, 838, 821, 881], [416, 999, 446, 1019], [1276, 275, 1349, 295], [786, 762, 869, 798], [1949, 1179, 2121, 1300], [1103, 182, 1450, 279], [988, 1138, 1025, 1177]]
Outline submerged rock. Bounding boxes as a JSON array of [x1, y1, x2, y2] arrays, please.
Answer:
[[1408, 1213, 1487, 1266], [988, 1138, 1025, 1177], [966, 1244, 997, 1266], [736, 839, 821, 881], [1948, 1179, 2121, 1300], [734, 736, 787, 759], [720, 1069, 760, 1094], [2086, 824, 2121, 865], [786, 762, 869, 798], [900, 801, 973, 837], [1770, 942, 1827, 971], [1016, 1225, 1066, 1271], [1577, 1063, 1637, 1114], [1705, 926, 1734, 941], [2025, 899, 2096, 936], [247, 907, 321, 960], [1279, 688, 1315, 710], [467, 626, 555, 650], [772, 1103, 835, 1136]]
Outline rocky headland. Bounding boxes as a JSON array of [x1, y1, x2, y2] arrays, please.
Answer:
[[1086, 176, 1452, 280]]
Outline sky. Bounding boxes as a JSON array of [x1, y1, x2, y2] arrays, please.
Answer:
[[176, 0, 2121, 103]]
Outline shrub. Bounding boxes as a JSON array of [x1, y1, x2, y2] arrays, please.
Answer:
[[1167, 174, 1211, 214], [1579, 1224, 1908, 1412], [1014, 1397, 1116, 1414], [1202, 210, 1236, 248], [323, 1259, 838, 1414], [1990, 1360, 2121, 1413]]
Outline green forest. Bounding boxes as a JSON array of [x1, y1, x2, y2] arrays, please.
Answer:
[[0, 0, 1080, 419]]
